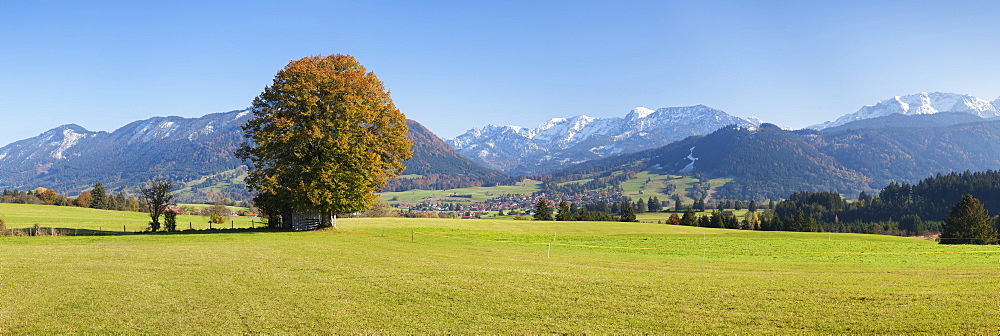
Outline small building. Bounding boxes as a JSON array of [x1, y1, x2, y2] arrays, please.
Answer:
[[282, 212, 323, 231]]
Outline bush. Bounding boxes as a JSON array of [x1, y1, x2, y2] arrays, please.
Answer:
[[164, 210, 178, 232], [209, 213, 226, 228]]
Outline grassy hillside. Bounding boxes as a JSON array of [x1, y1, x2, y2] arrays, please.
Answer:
[[2, 213, 999, 333], [380, 179, 541, 204]]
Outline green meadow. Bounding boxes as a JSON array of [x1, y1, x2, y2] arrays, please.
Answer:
[[0, 203, 260, 233], [379, 179, 541, 204], [2, 205, 999, 333]]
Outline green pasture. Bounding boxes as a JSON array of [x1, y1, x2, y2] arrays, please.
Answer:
[[2, 209, 999, 333], [620, 172, 735, 203], [380, 179, 541, 204], [0, 204, 261, 233]]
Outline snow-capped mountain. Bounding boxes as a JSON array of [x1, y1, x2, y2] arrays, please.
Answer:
[[0, 109, 253, 198], [449, 105, 760, 175], [0, 110, 505, 200], [810, 92, 1000, 129]]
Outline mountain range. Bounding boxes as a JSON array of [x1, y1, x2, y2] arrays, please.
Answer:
[[449, 105, 761, 175], [0, 111, 498, 201], [809, 92, 1000, 129], [3, 91, 1000, 202], [554, 112, 1000, 200]]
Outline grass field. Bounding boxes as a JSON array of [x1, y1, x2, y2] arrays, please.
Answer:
[[2, 206, 999, 333], [0, 203, 261, 233]]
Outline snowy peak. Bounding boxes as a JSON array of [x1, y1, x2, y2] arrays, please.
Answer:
[[813, 92, 1000, 129], [626, 107, 655, 119], [449, 105, 758, 174]]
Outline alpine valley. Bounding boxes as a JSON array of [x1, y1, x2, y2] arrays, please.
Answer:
[[2, 91, 1000, 203]]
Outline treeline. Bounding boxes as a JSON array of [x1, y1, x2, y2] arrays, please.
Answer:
[[532, 197, 669, 222], [1, 182, 141, 212], [761, 170, 1000, 236]]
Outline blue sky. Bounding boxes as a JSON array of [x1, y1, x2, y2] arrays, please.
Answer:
[[3, 0, 1000, 145]]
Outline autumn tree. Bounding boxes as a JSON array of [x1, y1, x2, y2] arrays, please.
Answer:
[[940, 194, 998, 245], [203, 201, 230, 228], [666, 213, 681, 225], [140, 180, 174, 232], [237, 54, 412, 229], [75, 191, 93, 208]]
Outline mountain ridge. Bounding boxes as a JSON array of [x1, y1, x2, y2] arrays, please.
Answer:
[[810, 92, 1000, 129], [449, 104, 760, 175], [0, 110, 505, 201], [550, 117, 1000, 201]]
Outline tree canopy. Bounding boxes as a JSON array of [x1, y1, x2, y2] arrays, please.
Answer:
[[237, 54, 412, 228]]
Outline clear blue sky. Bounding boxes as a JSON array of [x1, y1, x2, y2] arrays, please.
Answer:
[[3, 0, 1000, 146]]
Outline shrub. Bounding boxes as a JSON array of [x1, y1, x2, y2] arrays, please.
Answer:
[[164, 210, 178, 232]]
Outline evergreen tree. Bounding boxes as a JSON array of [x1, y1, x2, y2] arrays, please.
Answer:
[[648, 196, 660, 212], [237, 54, 412, 229], [636, 198, 647, 213], [940, 194, 998, 245], [90, 182, 107, 210], [555, 201, 572, 221], [747, 199, 758, 213], [681, 207, 697, 226], [534, 200, 554, 221], [620, 202, 637, 222], [709, 211, 723, 228], [674, 196, 683, 212]]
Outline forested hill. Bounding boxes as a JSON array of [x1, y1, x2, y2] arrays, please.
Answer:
[[549, 117, 1000, 200], [0, 112, 508, 201], [384, 120, 516, 191], [402, 119, 503, 177]]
